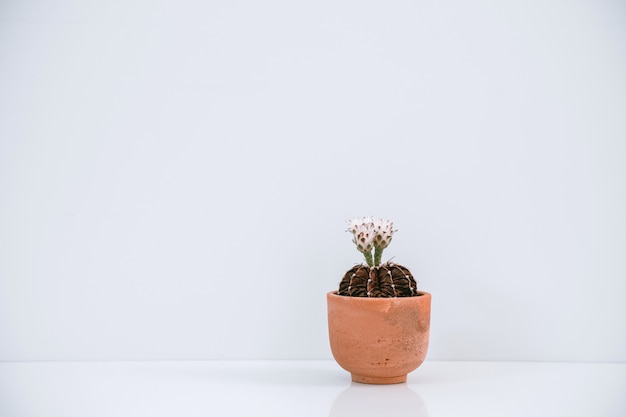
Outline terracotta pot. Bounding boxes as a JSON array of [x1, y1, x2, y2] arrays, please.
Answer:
[[327, 291, 431, 384]]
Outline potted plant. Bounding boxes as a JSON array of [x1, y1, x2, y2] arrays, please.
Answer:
[[327, 217, 431, 384]]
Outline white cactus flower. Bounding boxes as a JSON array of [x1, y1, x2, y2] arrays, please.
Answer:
[[347, 217, 376, 253], [373, 218, 396, 250], [347, 217, 398, 267]]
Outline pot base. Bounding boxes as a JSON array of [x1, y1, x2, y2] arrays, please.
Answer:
[[351, 374, 407, 385]]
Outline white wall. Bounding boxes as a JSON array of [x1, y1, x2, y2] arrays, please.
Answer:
[[1, 0, 625, 362]]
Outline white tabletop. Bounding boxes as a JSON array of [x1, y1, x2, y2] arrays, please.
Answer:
[[1, 360, 624, 417]]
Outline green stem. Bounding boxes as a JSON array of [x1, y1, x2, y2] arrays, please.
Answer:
[[374, 246, 383, 267], [363, 251, 374, 267]]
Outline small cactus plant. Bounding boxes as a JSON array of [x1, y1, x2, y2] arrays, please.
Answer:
[[338, 217, 418, 297]]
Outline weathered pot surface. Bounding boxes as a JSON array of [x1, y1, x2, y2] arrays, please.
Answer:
[[327, 291, 431, 384]]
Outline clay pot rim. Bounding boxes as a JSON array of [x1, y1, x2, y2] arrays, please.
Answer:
[[328, 290, 430, 300]]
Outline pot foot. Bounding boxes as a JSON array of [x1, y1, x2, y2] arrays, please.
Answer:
[[351, 374, 407, 384]]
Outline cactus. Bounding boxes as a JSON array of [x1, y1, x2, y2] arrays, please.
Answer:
[[339, 217, 418, 297]]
